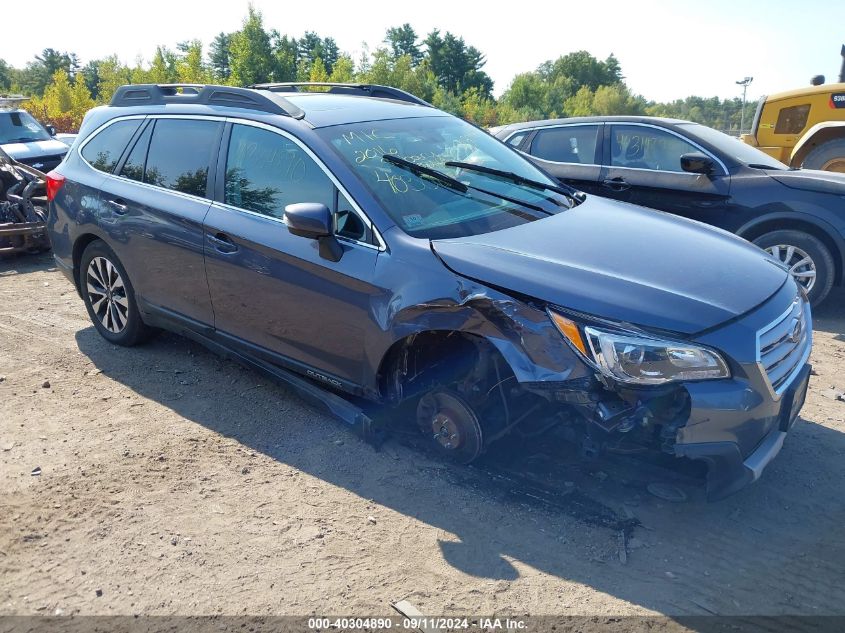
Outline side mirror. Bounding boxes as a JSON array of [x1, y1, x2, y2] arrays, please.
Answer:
[[284, 202, 343, 262], [680, 152, 715, 175], [46, 125, 56, 136]]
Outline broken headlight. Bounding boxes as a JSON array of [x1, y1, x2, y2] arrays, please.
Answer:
[[549, 311, 730, 385]]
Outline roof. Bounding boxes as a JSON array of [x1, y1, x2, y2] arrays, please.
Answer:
[[763, 81, 845, 102], [283, 93, 447, 128], [497, 115, 691, 133], [104, 84, 446, 129]]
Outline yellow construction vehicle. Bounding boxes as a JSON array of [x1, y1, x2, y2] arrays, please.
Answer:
[[741, 45, 845, 172]]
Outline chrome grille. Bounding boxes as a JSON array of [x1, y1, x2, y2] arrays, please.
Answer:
[[757, 296, 811, 396]]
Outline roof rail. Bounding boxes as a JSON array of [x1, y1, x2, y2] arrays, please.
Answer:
[[109, 84, 305, 119], [249, 82, 432, 107]]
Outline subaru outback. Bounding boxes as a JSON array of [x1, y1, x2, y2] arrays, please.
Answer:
[[45, 83, 812, 500]]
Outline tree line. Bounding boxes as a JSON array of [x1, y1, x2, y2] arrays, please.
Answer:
[[0, 6, 756, 133]]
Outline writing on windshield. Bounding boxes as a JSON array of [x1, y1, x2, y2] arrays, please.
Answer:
[[320, 116, 566, 239]]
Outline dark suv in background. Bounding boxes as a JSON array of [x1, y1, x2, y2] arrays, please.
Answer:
[[46, 84, 811, 499], [492, 116, 845, 306]]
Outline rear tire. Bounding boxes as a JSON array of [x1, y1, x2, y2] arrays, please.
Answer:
[[80, 240, 154, 346], [801, 138, 845, 173], [753, 230, 835, 307]]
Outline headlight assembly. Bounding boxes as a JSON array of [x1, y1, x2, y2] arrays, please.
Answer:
[[549, 310, 730, 385]]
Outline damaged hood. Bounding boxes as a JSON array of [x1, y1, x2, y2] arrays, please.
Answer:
[[432, 198, 788, 335]]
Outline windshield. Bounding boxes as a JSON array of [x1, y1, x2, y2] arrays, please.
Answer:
[[680, 123, 789, 170], [317, 116, 572, 239], [0, 111, 52, 144]]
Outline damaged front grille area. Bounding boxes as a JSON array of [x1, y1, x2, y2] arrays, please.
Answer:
[[757, 295, 811, 396]]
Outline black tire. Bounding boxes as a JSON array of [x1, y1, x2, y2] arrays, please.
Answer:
[[801, 138, 845, 173], [79, 240, 154, 346], [752, 230, 835, 307]]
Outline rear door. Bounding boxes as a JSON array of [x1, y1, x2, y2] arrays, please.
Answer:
[[602, 123, 731, 224], [203, 121, 383, 388], [522, 124, 605, 195], [99, 116, 223, 325]]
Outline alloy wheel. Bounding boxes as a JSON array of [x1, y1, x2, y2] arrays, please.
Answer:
[[764, 244, 816, 294], [86, 256, 130, 333]]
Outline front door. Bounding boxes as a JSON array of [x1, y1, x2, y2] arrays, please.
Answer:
[[203, 122, 383, 387], [602, 124, 731, 224]]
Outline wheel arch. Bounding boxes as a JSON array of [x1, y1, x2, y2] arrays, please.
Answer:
[[737, 214, 843, 285], [790, 122, 845, 167], [376, 329, 518, 403], [71, 233, 106, 296]]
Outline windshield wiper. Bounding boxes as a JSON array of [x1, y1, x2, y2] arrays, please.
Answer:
[[382, 154, 553, 215], [382, 154, 468, 193], [445, 161, 581, 203]]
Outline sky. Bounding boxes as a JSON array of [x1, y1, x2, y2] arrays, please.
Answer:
[[3, 0, 844, 102]]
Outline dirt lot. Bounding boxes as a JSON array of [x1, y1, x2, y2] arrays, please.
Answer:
[[2, 253, 845, 618]]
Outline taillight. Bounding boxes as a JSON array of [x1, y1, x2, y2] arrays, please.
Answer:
[[45, 171, 66, 202]]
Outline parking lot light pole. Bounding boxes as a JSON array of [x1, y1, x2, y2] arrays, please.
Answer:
[[736, 76, 753, 135]]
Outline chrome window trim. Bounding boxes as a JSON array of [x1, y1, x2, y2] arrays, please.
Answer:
[[503, 123, 603, 167], [77, 113, 386, 252], [607, 122, 729, 176]]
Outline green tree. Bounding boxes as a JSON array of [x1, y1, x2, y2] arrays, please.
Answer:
[[329, 55, 355, 83], [540, 51, 622, 93], [423, 30, 492, 96], [209, 32, 232, 82], [385, 24, 422, 64], [563, 85, 594, 116], [271, 33, 298, 82], [149, 47, 178, 84], [96, 56, 132, 103], [0, 59, 12, 91], [229, 5, 274, 85], [17, 48, 79, 96], [176, 40, 209, 83]]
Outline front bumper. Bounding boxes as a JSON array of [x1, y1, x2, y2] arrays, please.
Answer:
[[675, 362, 810, 500]]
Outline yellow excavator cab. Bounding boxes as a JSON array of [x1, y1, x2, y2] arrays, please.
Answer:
[[741, 46, 845, 172]]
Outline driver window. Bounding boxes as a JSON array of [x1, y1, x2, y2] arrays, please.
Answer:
[[225, 124, 334, 218], [610, 125, 699, 172]]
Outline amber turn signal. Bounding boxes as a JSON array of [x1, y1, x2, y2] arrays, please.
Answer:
[[549, 311, 588, 356]]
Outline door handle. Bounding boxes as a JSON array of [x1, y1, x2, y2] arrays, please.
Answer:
[[107, 199, 128, 214], [601, 177, 631, 192], [208, 232, 238, 254]]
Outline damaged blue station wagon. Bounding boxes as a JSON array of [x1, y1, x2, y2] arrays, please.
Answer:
[[45, 83, 812, 499]]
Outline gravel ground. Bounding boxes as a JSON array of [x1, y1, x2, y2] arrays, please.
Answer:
[[1, 253, 844, 618]]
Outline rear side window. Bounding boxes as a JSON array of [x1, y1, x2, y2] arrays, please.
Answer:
[[119, 122, 152, 183], [224, 124, 334, 219], [774, 104, 810, 134], [143, 119, 221, 198], [81, 119, 143, 173], [530, 126, 600, 164]]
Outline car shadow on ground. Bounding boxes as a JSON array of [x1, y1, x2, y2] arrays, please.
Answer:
[[70, 288, 845, 618]]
